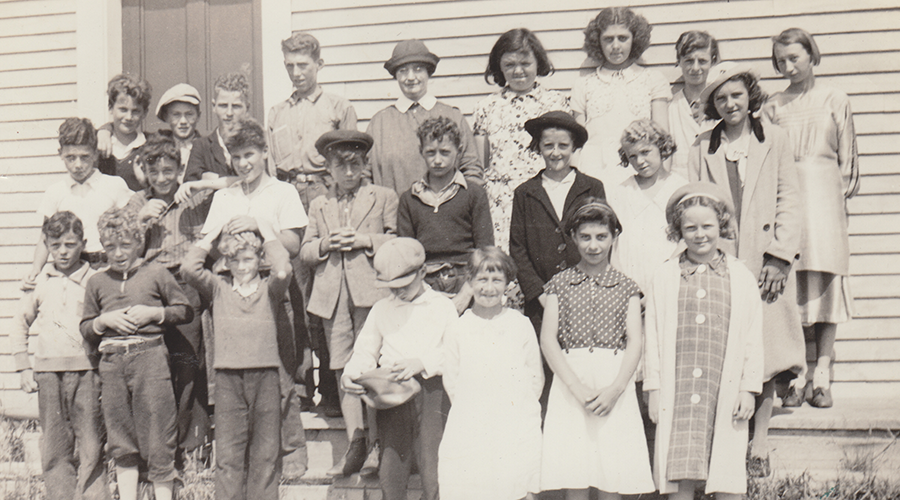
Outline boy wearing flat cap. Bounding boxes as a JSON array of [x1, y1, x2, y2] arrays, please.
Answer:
[[156, 83, 202, 176], [300, 130, 398, 476], [342, 237, 457, 500]]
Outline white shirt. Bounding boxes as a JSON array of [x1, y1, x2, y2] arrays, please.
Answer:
[[201, 174, 308, 237], [215, 129, 232, 167], [112, 132, 147, 185], [38, 171, 133, 252], [541, 169, 577, 221], [394, 93, 438, 113]]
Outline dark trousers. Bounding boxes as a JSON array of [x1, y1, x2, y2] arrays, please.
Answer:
[[36, 370, 111, 500], [376, 375, 447, 500], [215, 368, 281, 500]]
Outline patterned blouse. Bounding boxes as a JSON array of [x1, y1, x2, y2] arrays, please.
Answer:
[[543, 265, 641, 351]]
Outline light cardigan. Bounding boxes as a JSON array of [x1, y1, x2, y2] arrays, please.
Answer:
[[643, 253, 763, 495]]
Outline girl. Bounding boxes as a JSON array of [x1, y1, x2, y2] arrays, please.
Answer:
[[668, 31, 720, 177], [572, 7, 670, 186], [439, 247, 543, 500], [540, 198, 654, 499], [610, 119, 687, 292], [764, 28, 860, 408], [473, 28, 570, 253], [644, 182, 763, 499], [687, 62, 804, 478]]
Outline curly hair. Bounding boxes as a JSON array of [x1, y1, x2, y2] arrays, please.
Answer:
[[485, 28, 554, 87], [213, 72, 251, 106], [704, 72, 767, 121], [58, 117, 97, 150], [618, 119, 677, 167], [107, 73, 152, 112], [416, 116, 461, 151], [666, 195, 735, 243], [98, 206, 144, 246], [282, 32, 321, 59], [225, 118, 267, 152], [583, 7, 652, 65], [467, 246, 517, 283], [42, 211, 84, 240], [218, 231, 263, 259], [675, 30, 719, 65], [564, 196, 622, 238], [771, 27, 821, 72], [140, 131, 181, 168]]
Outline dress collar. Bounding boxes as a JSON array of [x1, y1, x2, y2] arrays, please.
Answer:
[[679, 250, 728, 279], [395, 93, 437, 113], [501, 82, 542, 101], [594, 64, 639, 83], [568, 264, 621, 288]]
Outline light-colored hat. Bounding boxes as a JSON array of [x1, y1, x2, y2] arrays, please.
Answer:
[[356, 367, 422, 410], [374, 238, 426, 288], [699, 62, 753, 107], [384, 39, 440, 76], [665, 181, 735, 225], [155, 83, 201, 120]]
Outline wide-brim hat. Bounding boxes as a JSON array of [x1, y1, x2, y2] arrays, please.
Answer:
[[315, 130, 374, 156], [699, 62, 753, 107], [524, 111, 588, 150], [384, 39, 440, 76], [155, 83, 201, 120], [374, 237, 426, 288], [356, 367, 422, 410], [665, 181, 735, 225]]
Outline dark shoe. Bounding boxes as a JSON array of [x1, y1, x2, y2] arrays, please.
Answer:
[[321, 403, 343, 418], [300, 397, 315, 412], [327, 432, 367, 477], [747, 455, 771, 478], [781, 381, 808, 407], [282, 448, 308, 480], [809, 387, 833, 408], [359, 441, 380, 477]]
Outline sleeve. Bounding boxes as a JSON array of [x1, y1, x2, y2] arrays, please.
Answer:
[[510, 189, 544, 303], [471, 98, 488, 135], [266, 106, 280, 176], [80, 277, 103, 345], [686, 139, 704, 182], [183, 137, 207, 182], [397, 192, 415, 239], [11, 288, 39, 371], [112, 177, 134, 208], [834, 92, 860, 199], [456, 113, 484, 183], [625, 275, 643, 299], [441, 322, 461, 403], [276, 183, 309, 231], [299, 199, 328, 265], [180, 243, 218, 302], [737, 263, 764, 394], [570, 76, 587, 117], [264, 239, 293, 299], [550, 89, 572, 113], [641, 272, 662, 392], [363, 116, 380, 184], [36, 187, 59, 220], [648, 68, 672, 102], [421, 299, 458, 378], [339, 100, 358, 131], [520, 314, 545, 399], [368, 189, 399, 256], [342, 303, 384, 380], [471, 187, 495, 248], [156, 267, 194, 326], [543, 274, 559, 296], [200, 191, 229, 236], [765, 127, 802, 264]]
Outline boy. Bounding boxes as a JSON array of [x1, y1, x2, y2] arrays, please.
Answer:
[[200, 117, 310, 478], [126, 132, 212, 466], [182, 222, 292, 500], [11, 212, 111, 500], [155, 83, 202, 176], [97, 73, 153, 191], [300, 130, 398, 477], [397, 117, 493, 314], [26, 118, 133, 288], [341, 237, 458, 500], [80, 207, 193, 500]]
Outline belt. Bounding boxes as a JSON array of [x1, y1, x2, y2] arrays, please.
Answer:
[[295, 172, 323, 184], [99, 336, 164, 355]]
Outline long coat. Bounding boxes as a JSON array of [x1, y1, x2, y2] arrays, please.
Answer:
[[687, 122, 805, 380], [300, 184, 398, 319], [643, 254, 763, 495]]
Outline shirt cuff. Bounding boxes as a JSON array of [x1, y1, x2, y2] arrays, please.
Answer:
[[13, 352, 31, 372], [92, 320, 106, 336]]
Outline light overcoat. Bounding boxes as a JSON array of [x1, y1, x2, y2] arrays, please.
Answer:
[[300, 184, 398, 318], [643, 254, 763, 495]]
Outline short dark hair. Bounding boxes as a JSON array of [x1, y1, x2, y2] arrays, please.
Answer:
[[771, 28, 821, 72], [583, 7, 652, 65], [107, 73, 152, 112], [675, 30, 719, 65], [225, 118, 267, 152], [213, 72, 251, 106], [704, 72, 767, 121], [282, 32, 321, 59], [325, 146, 367, 169], [42, 211, 84, 240], [618, 119, 676, 167], [140, 131, 181, 169], [666, 194, 735, 242], [564, 196, 622, 238], [467, 246, 517, 283], [485, 28, 554, 87], [58, 118, 98, 150], [417, 116, 461, 151], [98, 206, 144, 245], [528, 126, 579, 154]]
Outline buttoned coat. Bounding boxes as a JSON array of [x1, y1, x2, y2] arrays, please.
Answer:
[[687, 122, 805, 380], [300, 184, 399, 319]]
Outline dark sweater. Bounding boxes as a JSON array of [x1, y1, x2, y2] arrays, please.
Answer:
[[80, 261, 193, 344], [398, 181, 494, 265]]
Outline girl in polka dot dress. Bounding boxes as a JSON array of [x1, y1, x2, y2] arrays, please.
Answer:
[[539, 198, 654, 499]]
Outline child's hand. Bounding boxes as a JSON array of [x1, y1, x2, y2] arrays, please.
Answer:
[[97, 309, 138, 335], [19, 369, 37, 393], [97, 128, 113, 158], [138, 199, 169, 223], [569, 382, 601, 408], [647, 390, 659, 424], [390, 358, 425, 381], [224, 215, 259, 235], [586, 384, 624, 417], [21, 271, 39, 292], [733, 391, 756, 421], [125, 305, 164, 328], [341, 372, 366, 395], [174, 182, 207, 207]]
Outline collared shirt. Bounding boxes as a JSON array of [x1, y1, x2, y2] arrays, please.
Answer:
[[680, 249, 729, 280], [720, 120, 752, 184], [11, 262, 99, 372], [335, 186, 357, 227], [232, 275, 261, 298], [201, 174, 309, 237], [125, 188, 210, 269], [394, 93, 438, 113], [410, 170, 468, 213], [38, 170, 133, 252], [267, 85, 357, 176], [541, 169, 577, 221], [216, 129, 232, 166]]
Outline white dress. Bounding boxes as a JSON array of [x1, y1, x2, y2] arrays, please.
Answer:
[[439, 308, 543, 500]]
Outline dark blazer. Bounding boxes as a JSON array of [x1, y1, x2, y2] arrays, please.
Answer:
[[510, 169, 606, 307], [184, 129, 233, 182]]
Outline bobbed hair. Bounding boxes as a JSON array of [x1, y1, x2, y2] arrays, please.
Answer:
[[666, 194, 735, 243], [42, 211, 84, 240], [282, 32, 321, 60], [703, 72, 767, 121], [618, 118, 677, 167], [564, 196, 622, 239], [583, 7, 652, 65], [416, 116, 461, 151], [485, 28, 554, 87], [771, 28, 821, 72], [107, 73, 152, 112], [467, 246, 517, 283], [58, 118, 98, 150], [674, 30, 720, 65]]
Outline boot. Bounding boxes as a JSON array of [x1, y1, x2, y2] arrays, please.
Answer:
[[327, 429, 367, 477]]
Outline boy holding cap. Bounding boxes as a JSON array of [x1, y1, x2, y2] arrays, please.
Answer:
[[300, 130, 398, 477], [341, 237, 458, 500], [156, 83, 202, 178]]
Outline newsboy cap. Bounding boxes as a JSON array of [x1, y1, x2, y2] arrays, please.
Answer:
[[315, 130, 374, 156]]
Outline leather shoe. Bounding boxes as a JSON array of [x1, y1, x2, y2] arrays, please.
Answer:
[[781, 381, 806, 407], [327, 431, 367, 477], [809, 386, 833, 408], [360, 441, 380, 477]]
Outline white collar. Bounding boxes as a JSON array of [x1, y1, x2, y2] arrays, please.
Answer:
[[112, 131, 146, 160], [541, 168, 576, 187], [395, 93, 437, 113], [216, 128, 232, 164], [68, 169, 100, 189], [232, 275, 261, 297]]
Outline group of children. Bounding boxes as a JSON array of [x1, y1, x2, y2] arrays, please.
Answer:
[[13, 7, 856, 500]]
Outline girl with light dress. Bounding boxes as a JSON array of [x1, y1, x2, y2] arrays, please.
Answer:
[[644, 182, 763, 499], [439, 247, 543, 500], [572, 7, 670, 187], [540, 198, 654, 500], [764, 28, 860, 409]]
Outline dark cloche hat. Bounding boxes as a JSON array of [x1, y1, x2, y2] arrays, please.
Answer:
[[384, 39, 440, 76], [524, 111, 589, 150]]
